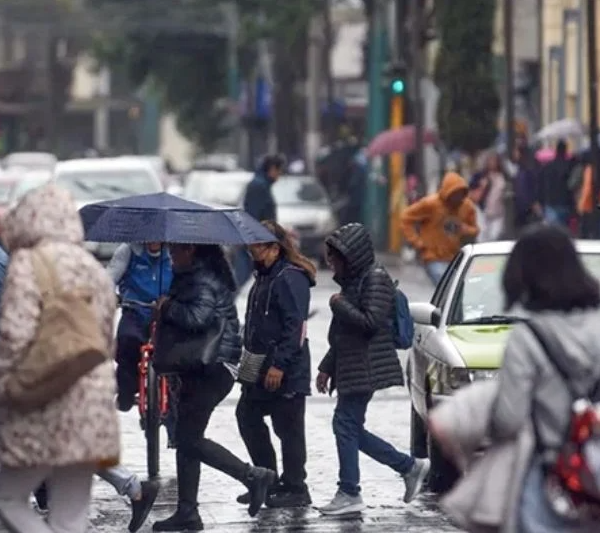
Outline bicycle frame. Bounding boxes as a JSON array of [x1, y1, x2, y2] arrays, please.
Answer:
[[137, 322, 169, 418]]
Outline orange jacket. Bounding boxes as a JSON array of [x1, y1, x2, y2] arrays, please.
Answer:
[[577, 165, 597, 214], [401, 172, 479, 262]]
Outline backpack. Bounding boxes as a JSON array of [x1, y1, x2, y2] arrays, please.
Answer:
[[3, 248, 109, 414], [357, 269, 414, 350], [527, 322, 600, 518]]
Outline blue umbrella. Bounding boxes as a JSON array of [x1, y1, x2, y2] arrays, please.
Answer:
[[79, 192, 275, 245]]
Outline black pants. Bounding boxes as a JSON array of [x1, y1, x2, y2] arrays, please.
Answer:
[[115, 311, 149, 403], [236, 390, 307, 491], [175, 364, 249, 508]]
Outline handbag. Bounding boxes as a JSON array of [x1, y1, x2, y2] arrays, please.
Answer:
[[154, 317, 226, 374], [237, 347, 267, 386], [3, 248, 109, 413]]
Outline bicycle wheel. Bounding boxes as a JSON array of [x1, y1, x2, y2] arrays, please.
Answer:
[[145, 362, 161, 479]]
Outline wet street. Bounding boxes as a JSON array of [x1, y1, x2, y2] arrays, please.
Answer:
[[59, 260, 464, 532]]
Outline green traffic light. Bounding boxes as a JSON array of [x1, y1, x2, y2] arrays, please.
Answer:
[[391, 79, 404, 94]]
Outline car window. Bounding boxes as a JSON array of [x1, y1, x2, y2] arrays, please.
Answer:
[[272, 176, 328, 205], [184, 172, 251, 206], [55, 169, 161, 201], [448, 252, 600, 324], [431, 253, 463, 309]]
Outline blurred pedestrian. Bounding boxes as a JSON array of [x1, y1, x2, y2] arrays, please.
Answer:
[[513, 144, 542, 230], [480, 153, 506, 240], [537, 139, 574, 226], [152, 244, 275, 532], [316, 223, 429, 515], [468, 178, 488, 242], [400, 172, 479, 285], [0, 184, 119, 533], [236, 221, 315, 508]]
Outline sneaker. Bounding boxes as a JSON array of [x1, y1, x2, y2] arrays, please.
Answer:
[[129, 481, 159, 532], [318, 490, 365, 515], [402, 458, 430, 503]]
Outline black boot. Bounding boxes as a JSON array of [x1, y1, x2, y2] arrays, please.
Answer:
[[153, 452, 203, 532], [245, 466, 277, 517], [236, 481, 278, 505], [267, 484, 312, 508]]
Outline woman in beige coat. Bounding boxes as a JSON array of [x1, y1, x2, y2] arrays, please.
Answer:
[[0, 183, 120, 533]]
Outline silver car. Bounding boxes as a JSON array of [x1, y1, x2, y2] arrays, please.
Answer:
[[407, 240, 600, 493]]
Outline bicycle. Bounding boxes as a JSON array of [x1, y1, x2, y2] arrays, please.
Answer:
[[118, 298, 168, 479]]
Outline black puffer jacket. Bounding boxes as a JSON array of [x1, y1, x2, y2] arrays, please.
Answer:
[[159, 250, 242, 366], [318, 223, 403, 395]]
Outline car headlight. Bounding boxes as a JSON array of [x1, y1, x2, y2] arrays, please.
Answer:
[[449, 368, 498, 390]]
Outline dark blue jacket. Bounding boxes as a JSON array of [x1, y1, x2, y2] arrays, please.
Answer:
[[244, 258, 314, 396], [243, 172, 277, 222], [160, 251, 241, 366]]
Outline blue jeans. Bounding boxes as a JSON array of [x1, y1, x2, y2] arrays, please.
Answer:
[[333, 393, 415, 496], [424, 261, 450, 286], [544, 206, 570, 226]]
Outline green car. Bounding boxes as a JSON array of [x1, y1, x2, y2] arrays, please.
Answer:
[[406, 240, 600, 493]]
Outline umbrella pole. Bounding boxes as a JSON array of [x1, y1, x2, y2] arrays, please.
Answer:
[[159, 244, 164, 297]]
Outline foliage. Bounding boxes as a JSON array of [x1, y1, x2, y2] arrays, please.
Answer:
[[433, 0, 500, 155], [88, 0, 323, 150]]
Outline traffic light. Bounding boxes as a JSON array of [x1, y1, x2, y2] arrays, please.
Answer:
[[391, 78, 405, 95]]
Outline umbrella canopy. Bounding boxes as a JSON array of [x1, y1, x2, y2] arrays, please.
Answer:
[[79, 192, 275, 245], [367, 125, 437, 157], [534, 118, 585, 142]]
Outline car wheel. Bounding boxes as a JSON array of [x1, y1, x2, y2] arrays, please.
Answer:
[[410, 404, 428, 458], [426, 431, 460, 494]]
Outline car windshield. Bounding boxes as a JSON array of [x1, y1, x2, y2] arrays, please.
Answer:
[[9, 175, 51, 202], [450, 253, 600, 324], [184, 172, 251, 206], [55, 170, 160, 200], [272, 176, 328, 205]]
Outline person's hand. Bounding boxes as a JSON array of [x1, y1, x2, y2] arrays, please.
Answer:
[[264, 366, 284, 392], [532, 202, 543, 217], [316, 371, 330, 394], [460, 223, 473, 235]]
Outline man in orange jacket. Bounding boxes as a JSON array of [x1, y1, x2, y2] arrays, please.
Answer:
[[401, 172, 479, 285]]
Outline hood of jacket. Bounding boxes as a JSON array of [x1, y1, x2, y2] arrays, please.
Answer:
[[530, 308, 600, 388], [439, 172, 468, 203], [176, 246, 237, 292], [325, 222, 374, 277], [2, 183, 84, 253]]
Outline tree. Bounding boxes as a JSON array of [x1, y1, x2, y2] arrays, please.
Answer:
[[434, 0, 500, 155], [88, 0, 323, 152]]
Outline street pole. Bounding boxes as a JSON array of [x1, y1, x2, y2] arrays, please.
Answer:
[[306, 15, 323, 175], [503, 0, 517, 238], [586, 0, 600, 236], [537, 0, 544, 130], [364, 0, 389, 249], [410, 0, 425, 197], [388, 91, 404, 252], [44, 30, 58, 153]]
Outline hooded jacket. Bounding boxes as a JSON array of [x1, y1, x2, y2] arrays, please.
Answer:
[[0, 183, 119, 469], [244, 257, 315, 395], [401, 172, 479, 262], [159, 247, 242, 367], [243, 172, 277, 223], [318, 223, 403, 395]]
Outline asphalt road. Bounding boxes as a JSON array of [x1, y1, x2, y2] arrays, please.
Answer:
[[6, 261, 466, 532]]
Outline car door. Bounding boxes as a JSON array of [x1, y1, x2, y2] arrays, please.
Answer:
[[410, 254, 464, 416]]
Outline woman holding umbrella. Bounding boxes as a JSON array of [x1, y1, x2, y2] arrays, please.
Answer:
[[152, 243, 276, 532]]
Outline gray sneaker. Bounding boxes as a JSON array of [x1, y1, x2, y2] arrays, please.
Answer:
[[402, 458, 430, 503], [318, 490, 366, 515]]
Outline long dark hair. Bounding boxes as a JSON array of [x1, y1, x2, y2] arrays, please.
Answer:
[[503, 224, 600, 312], [261, 220, 317, 284]]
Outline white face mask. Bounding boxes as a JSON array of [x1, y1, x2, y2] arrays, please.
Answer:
[[146, 247, 161, 258]]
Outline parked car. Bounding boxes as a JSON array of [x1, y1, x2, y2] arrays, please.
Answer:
[[183, 170, 253, 207], [7, 170, 52, 209], [273, 174, 337, 263], [407, 240, 600, 493], [54, 157, 164, 260], [3, 152, 57, 172]]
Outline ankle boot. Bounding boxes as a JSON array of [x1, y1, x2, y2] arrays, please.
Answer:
[[245, 466, 277, 517], [153, 451, 203, 531]]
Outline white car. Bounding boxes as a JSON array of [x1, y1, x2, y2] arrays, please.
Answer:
[[407, 240, 600, 493], [3, 152, 57, 172], [54, 158, 164, 260]]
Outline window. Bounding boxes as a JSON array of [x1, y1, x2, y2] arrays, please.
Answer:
[[55, 170, 160, 201], [184, 172, 251, 206], [431, 253, 463, 310], [272, 176, 328, 205]]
